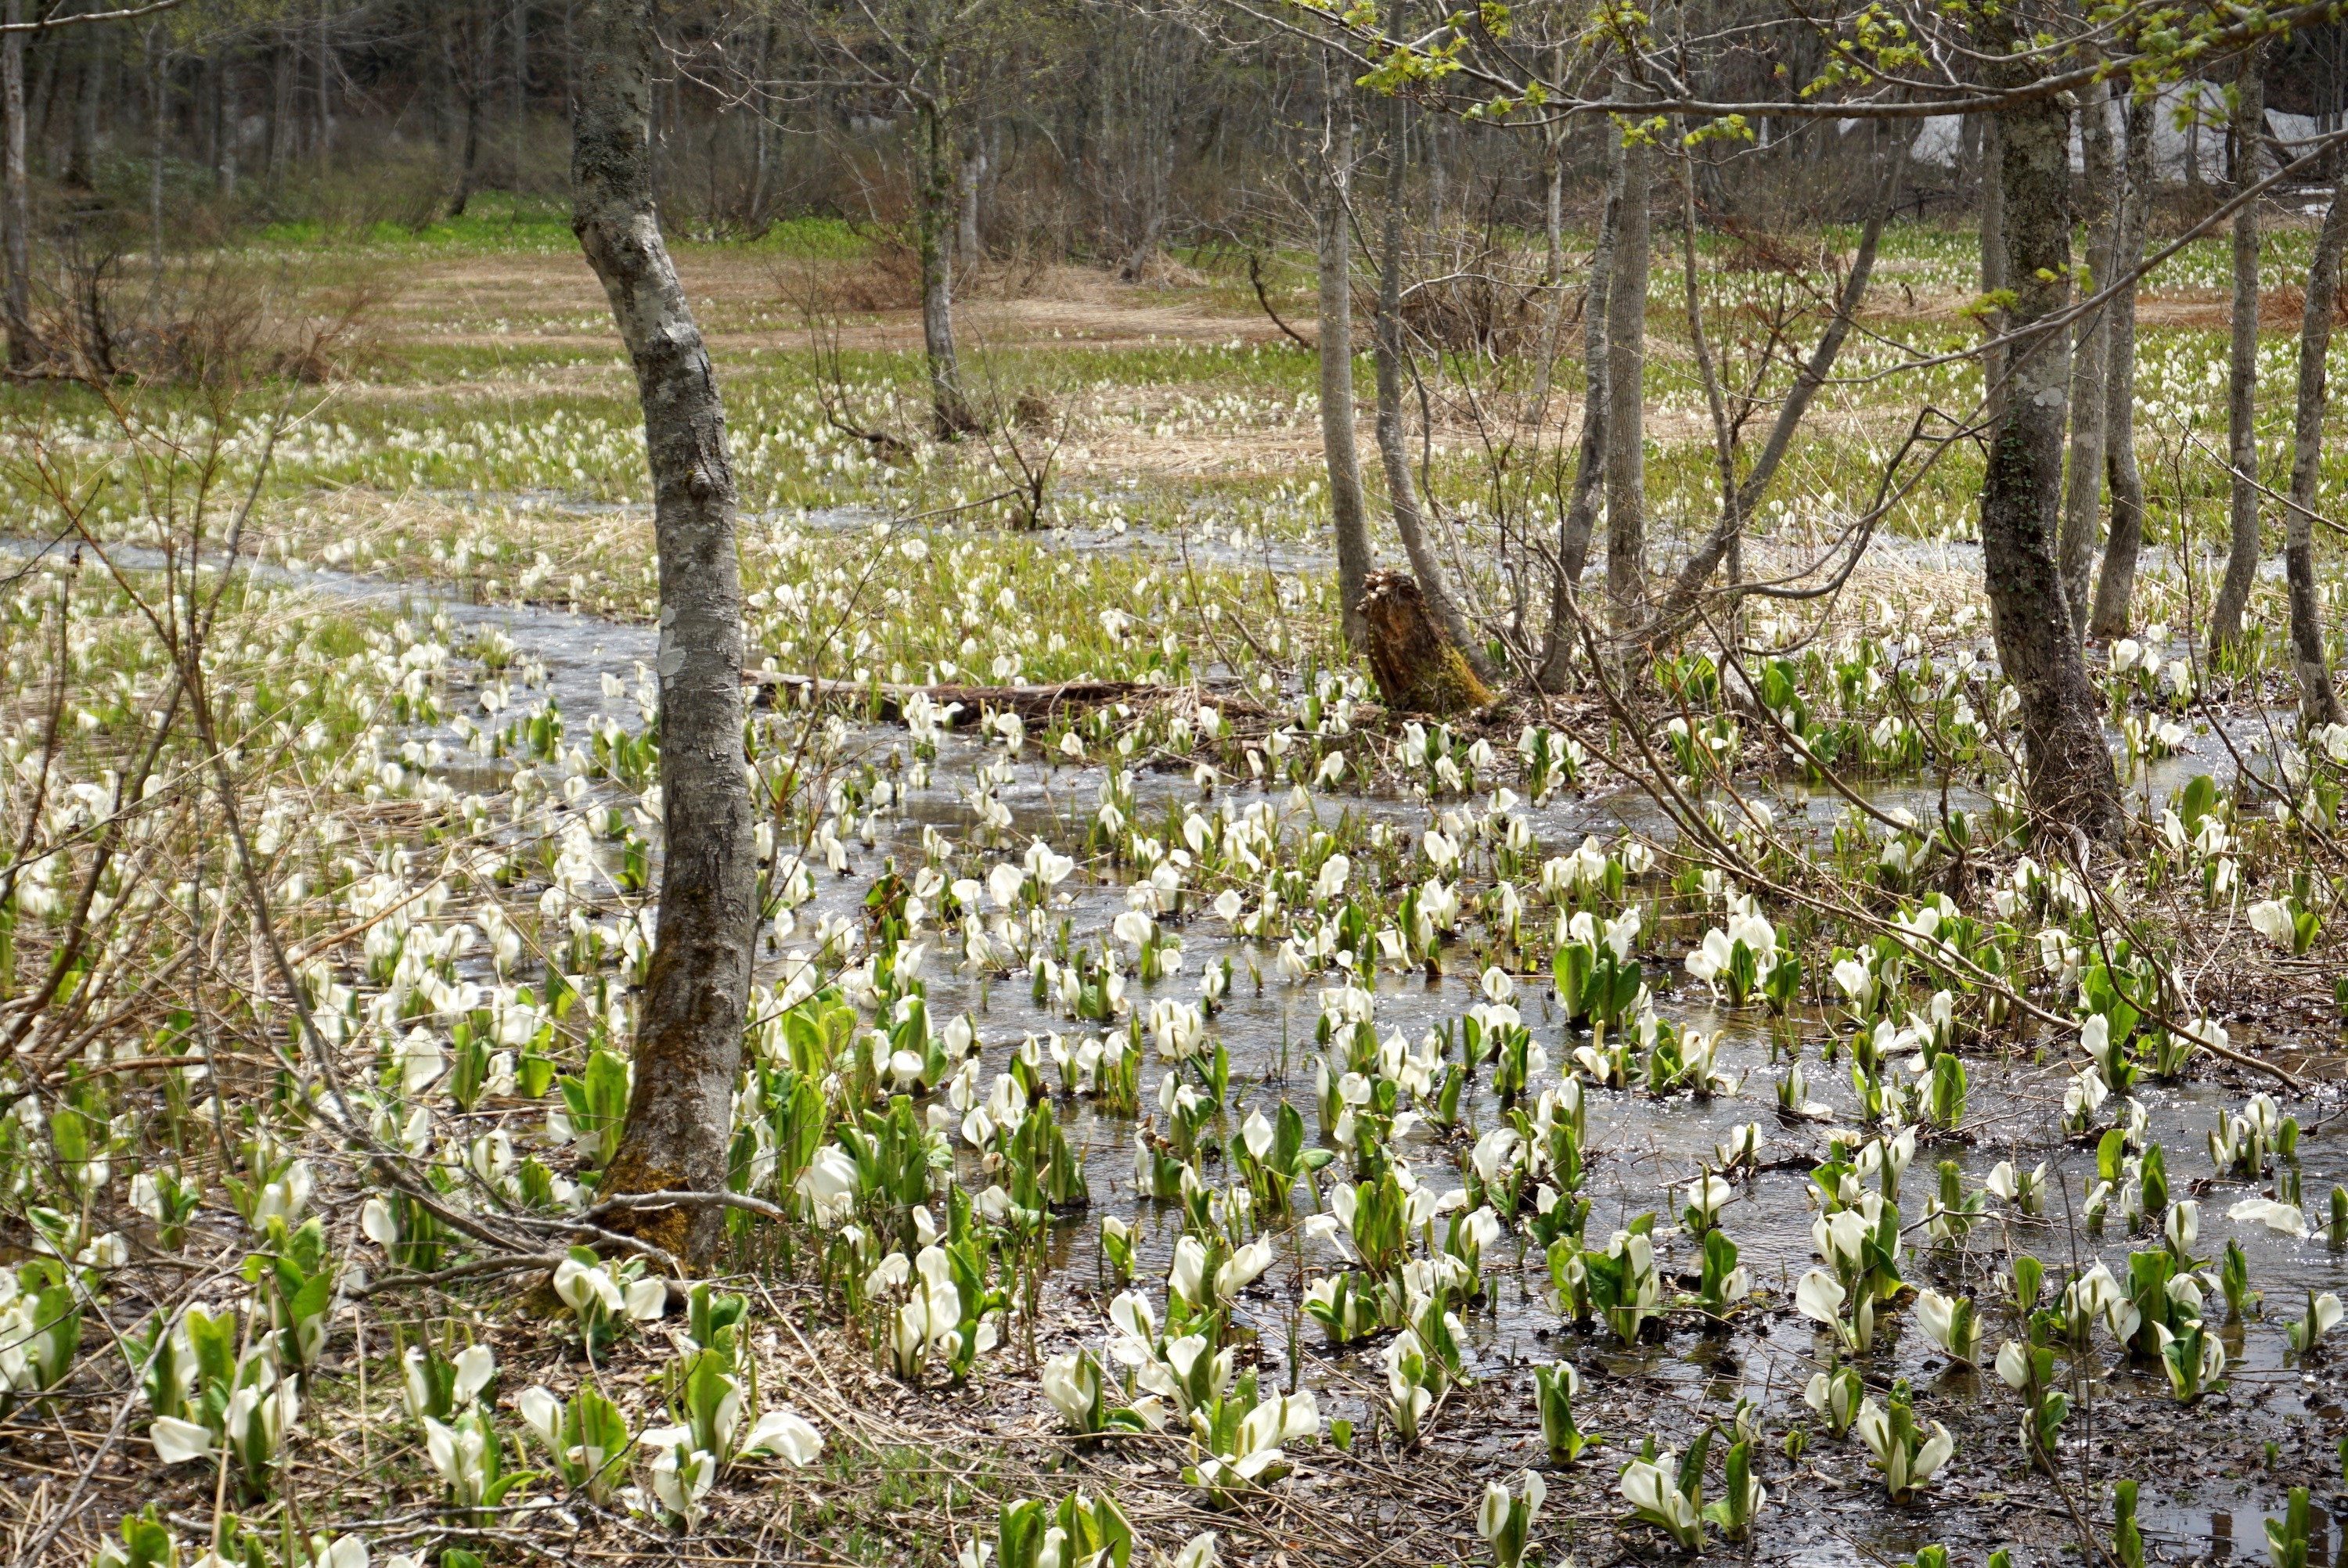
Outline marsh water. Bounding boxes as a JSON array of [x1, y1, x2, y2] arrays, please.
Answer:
[[20, 525, 2348, 1566]]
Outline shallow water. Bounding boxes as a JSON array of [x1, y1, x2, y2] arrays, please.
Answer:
[[24, 526, 2348, 1563]]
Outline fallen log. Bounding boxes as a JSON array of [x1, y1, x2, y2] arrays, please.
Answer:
[[745, 671, 1174, 725]]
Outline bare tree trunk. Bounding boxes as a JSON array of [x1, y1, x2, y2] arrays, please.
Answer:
[[572, 0, 758, 1265], [1604, 119, 1651, 642], [747, 19, 772, 225], [958, 133, 984, 268], [1982, 75, 2121, 840], [1978, 112, 2004, 405], [511, 0, 527, 185], [146, 25, 164, 301], [1533, 134, 1615, 691], [65, 26, 101, 191], [1374, 96, 1486, 678], [449, 14, 485, 218], [2210, 45, 2266, 653], [917, 101, 973, 437], [265, 35, 292, 191], [2285, 158, 2348, 725], [316, 7, 332, 161], [2090, 95, 2153, 639], [2057, 77, 2114, 634], [1529, 108, 1566, 408], [2, 0, 35, 370], [1316, 57, 1371, 648]]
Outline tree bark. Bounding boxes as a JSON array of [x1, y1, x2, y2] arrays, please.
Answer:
[[146, 25, 164, 303], [1533, 135, 1615, 692], [2209, 46, 2267, 653], [2285, 157, 2348, 726], [572, 0, 758, 1265], [2, 0, 34, 370], [2057, 77, 2115, 635], [1359, 570, 1492, 714], [1374, 95, 1486, 675], [957, 133, 984, 268], [1978, 111, 2004, 405], [2090, 95, 2153, 639], [917, 99, 974, 437], [65, 23, 102, 192], [1316, 56, 1372, 649], [1604, 119, 1651, 642], [449, 13, 486, 218], [1981, 76, 2121, 840]]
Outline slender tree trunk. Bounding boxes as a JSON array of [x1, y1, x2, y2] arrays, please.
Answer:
[[2091, 96, 2154, 638], [1529, 95, 1565, 407], [450, 19, 485, 218], [2210, 47, 2267, 653], [747, 20, 772, 226], [1604, 120, 1651, 642], [1979, 112, 2005, 405], [1374, 95, 1484, 674], [2058, 77, 2115, 634], [1316, 59, 1371, 647], [2285, 159, 2348, 725], [315, 8, 331, 162], [1982, 74, 2121, 840], [146, 26, 164, 303], [958, 133, 984, 270], [265, 36, 292, 191], [917, 101, 972, 437], [65, 28, 101, 191], [511, 0, 527, 185], [2, 0, 35, 370], [1533, 129, 1615, 691], [571, 0, 757, 1266]]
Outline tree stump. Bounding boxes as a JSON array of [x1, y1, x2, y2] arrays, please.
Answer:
[[1358, 570, 1493, 714]]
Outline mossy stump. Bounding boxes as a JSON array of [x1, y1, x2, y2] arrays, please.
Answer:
[[1357, 570, 1493, 714]]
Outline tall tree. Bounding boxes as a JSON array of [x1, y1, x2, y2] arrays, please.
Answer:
[[2, 0, 35, 369], [2284, 156, 2348, 725], [1533, 124, 1615, 691], [2090, 94, 2154, 638], [2057, 77, 2115, 633], [1603, 117, 1650, 642], [2209, 45, 2267, 653], [1373, 94, 1483, 670], [1317, 55, 1372, 647], [1980, 66, 2122, 839], [573, 0, 759, 1264]]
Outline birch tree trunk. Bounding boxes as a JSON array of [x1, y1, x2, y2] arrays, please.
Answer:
[[1604, 120, 1651, 642], [1316, 58, 1372, 648], [2209, 47, 2267, 653], [2057, 78, 2114, 634], [1981, 76, 2121, 840], [572, 0, 758, 1264], [2090, 95, 2153, 638], [2285, 159, 2348, 726]]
